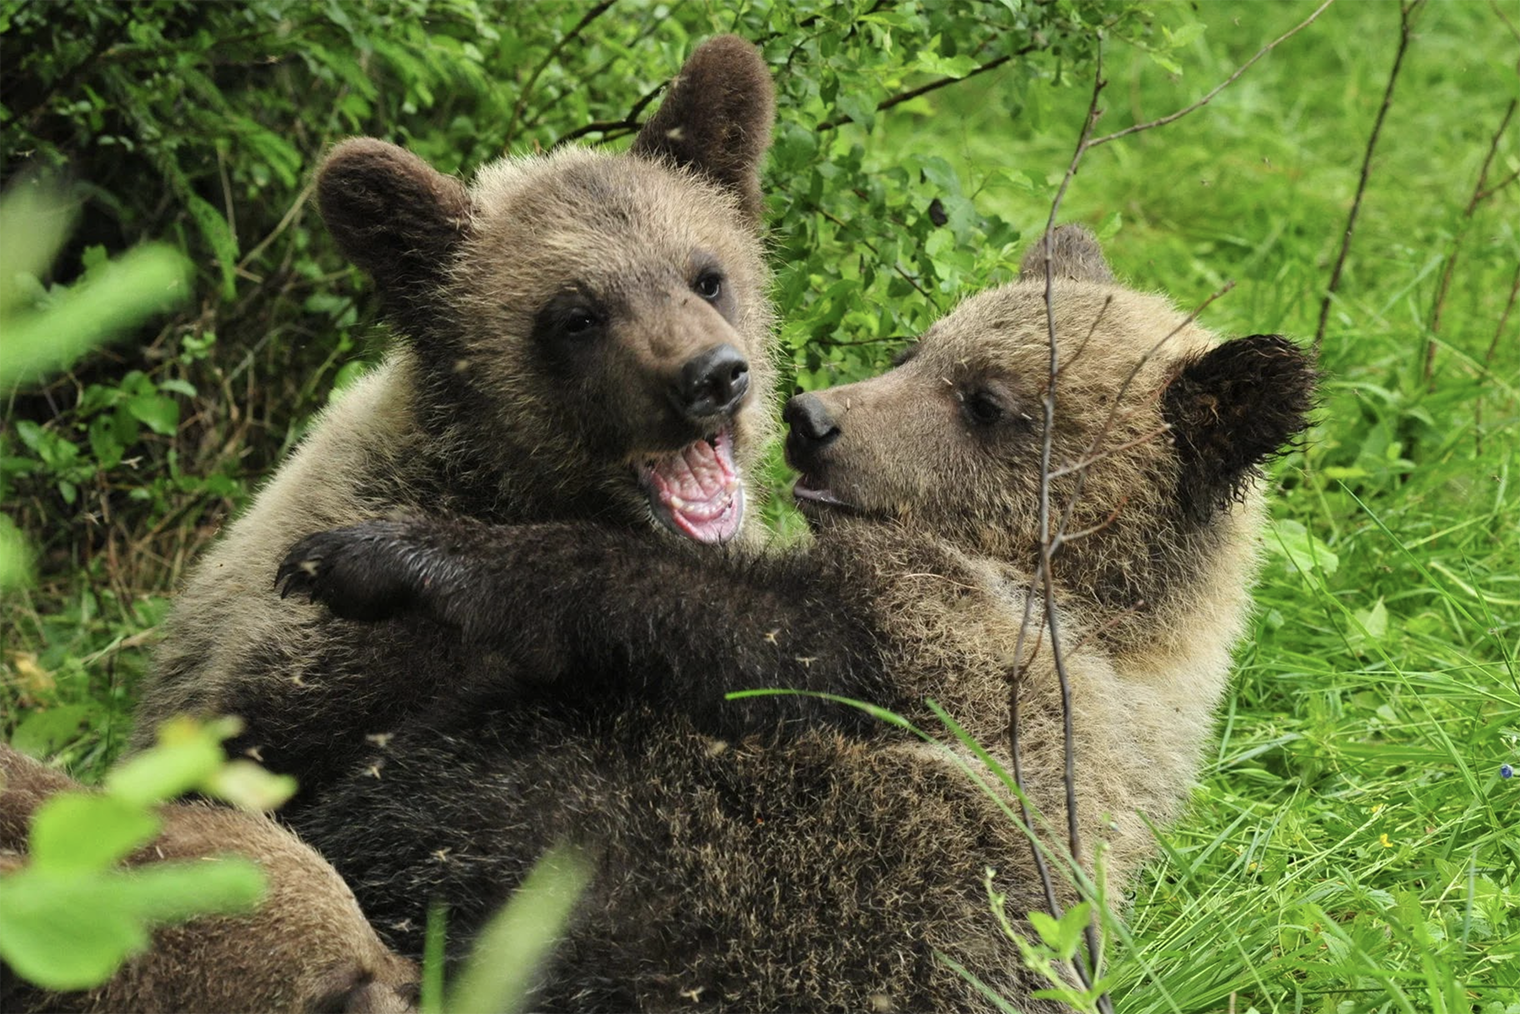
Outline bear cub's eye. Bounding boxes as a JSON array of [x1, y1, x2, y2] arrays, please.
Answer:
[[961, 389, 1006, 427], [562, 308, 600, 335], [693, 272, 724, 302]]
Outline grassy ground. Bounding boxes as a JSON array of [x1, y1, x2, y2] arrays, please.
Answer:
[[4, 0, 1516, 1010], [861, 1, 1518, 1009]]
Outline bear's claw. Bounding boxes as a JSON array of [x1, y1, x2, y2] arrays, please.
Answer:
[[276, 523, 426, 623]]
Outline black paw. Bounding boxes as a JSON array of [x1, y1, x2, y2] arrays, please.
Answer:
[[276, 522, 429, 623]]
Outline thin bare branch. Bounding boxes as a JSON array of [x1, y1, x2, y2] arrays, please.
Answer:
[[1474, 261, 1520, 454], [1474, 167, 1520, 206], [1318, 0, 1426, 350], [1046, 424, 1171, 483], [1428, 99, 1517, 344], [505, 1, 617, 146], [1053, 281, 1237, 546], [1029, 45, 1112, 1009], [1490, 0, 1520, 44], [816, 47, 1033, 132], [549, 80, 664, 150], [1486, 262, 1520, 368], [1089, 0, 1337, 148]]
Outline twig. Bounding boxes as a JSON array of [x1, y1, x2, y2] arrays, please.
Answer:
[[816, 47, 1035, 132], [1053, 281, 1237, 546], [1089, 0, 1337, 148], [1485, 262, 1520, 368], [1029, 45, 1111, 1008], [1490, 0, 1520, 44], [1317, 0, 1426, 351], [504, 0, 617, 146], [1427, 98, 1517, 348], [1474, 262, 1520, 454], [815, 205, 938, 308], [236, 179, 316, 272], [549, 81, 664, 150]]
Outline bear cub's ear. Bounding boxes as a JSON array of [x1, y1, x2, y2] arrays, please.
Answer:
[[1162, 334, 1316, 524], [630, 35, 775, 225], [316, 139, 472, 308], [1018, 224, 1116, 284]]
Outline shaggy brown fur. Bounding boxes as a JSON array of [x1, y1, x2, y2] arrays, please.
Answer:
[[0, 744, 418, 1013], [276, 227, 1315, 1010], [128, 36, 778, 798]]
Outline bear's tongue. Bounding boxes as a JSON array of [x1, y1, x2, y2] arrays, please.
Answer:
[[644, 431, 744, 544]]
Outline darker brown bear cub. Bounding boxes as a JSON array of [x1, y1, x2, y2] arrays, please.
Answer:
[[129, 37, 778, 800], [279, 227, 1315, 1011]]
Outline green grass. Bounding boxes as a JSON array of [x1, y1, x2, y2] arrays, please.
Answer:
[[4, 0, 1516, 1009], [858, 1, 1518, 1008]]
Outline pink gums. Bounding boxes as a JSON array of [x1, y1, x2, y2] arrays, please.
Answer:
[[643, 430, 744, 544]]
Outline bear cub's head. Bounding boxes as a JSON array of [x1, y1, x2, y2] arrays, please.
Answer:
[[785, 226, 1315, 615], [316, 37, 776, 545]]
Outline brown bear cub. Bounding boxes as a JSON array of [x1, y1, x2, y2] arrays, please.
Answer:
[[0, 744, 418, 1013], [129, 36, 778, 799], [277, 227, 1315, 1011]]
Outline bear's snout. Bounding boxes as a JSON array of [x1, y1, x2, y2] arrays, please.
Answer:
[[673, 343, 750, 422], [783, 392, 841, 471]]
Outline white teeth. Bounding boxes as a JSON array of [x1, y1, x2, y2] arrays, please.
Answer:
[[669, 495, 687, 510]]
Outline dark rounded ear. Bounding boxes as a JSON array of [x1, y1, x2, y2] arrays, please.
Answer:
[[1018, 225, 1115, 284], [1163, 334, 1317, 523], [316, 139, 472, 315], [630, 35, 775, 225]]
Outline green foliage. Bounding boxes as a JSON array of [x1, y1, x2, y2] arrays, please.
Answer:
[[0, 717, 292, 992], [448, 846, 594, 1014]]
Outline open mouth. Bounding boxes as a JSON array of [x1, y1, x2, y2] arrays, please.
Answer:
[[641, 429, 744, 544], [791, 475, 854, 512]]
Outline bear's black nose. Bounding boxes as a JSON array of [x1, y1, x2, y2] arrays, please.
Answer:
[[783, 393, 840, 467], [675, 344, 750, 420]]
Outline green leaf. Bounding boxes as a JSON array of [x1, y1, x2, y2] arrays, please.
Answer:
[[917, 51, 980, 80], [30, 793, 162, 874], [0, 513, 34, 590], [0, 244, 191, 387], [1271, 518, 1340, 576], [1353, 598, 1389, 641], [0, 185, 75, 318], [0, 859, 264, 992], [9, 706, 91, 756], [0, 869, 152, 991], [1027, 901, 1090, 960], [184, 194, 240, 301], [126, 393, 180, 436], [104, 735, 226, 807], [449, 846, 593, 1014]]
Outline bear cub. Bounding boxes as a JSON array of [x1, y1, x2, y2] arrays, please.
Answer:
[[277, 226, 1315, 1011], [130, 36, 778, 801]]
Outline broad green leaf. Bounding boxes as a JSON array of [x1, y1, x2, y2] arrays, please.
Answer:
[[126, 393, 180, 436], [0, 185, 75, 318], [0, 859, 264, 992], [0, 513, 33, 590], [0, 245, 190, 387], [104, 734, 226, 807], [8, 705, 91, 756], [0, 869, 152, 991], [30, 793, 162, 873], [1271, 518, 1340, 576], [450, 846, 593, 1014]]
